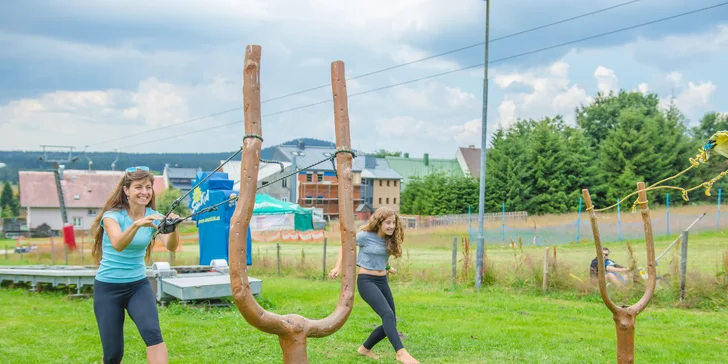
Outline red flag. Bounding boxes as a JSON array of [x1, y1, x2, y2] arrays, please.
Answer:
[[62, 224, 77, 251]]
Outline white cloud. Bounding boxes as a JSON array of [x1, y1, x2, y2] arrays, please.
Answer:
[[0, 75, 241, 150], [660, 81, 717, 114], [449, 118, 481, 144], [666, 72, 682, 86], [390, 44, 461, 71], [491, 61, 592, 128], [594, 66, 618, 95], [637, 82, 649, 95], [375, 116, 426, 137]]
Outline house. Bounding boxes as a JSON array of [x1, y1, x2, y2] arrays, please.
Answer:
[[221, 160, 293, 202], [162, 165, 201, 204], [384, 153, 463, 189], [18, 169, 166, 231], [271, 141, 402, 219], [360, 154, 402, 213], [456, 145, 484, 179]]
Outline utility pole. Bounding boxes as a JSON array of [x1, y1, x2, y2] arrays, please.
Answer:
[[476, 0, 490, 289], [38, 145, 78, 263]]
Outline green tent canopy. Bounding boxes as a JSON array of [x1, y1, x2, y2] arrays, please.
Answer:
[[252, 193, 314, 231]]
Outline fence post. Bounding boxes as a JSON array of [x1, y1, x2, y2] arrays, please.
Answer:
[[501, 202, 505, 243], [542, 247, 549, 292], [451, 237, 457, 287], [718, 189, 722, 229], [50, 236, 55, 265], [680, 230, 688, 301], [4, 242, 7, 259], [276, 243, 281, 276], [576, 197, 582, 243], [468, 206, 473, 244], [322, 237, 327, 279], [81, 231, 85, 266], [617, 198, 622, 242], [666, 193, 670, 236], [65, 245, 69, 265]]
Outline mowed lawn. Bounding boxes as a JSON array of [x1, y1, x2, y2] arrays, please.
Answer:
[[1, 277, 727, 363]]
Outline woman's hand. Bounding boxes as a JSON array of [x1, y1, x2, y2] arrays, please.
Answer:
[[328, 266, 341, 279], [387, 267, 397, 275], [133, 214, 165, 229]]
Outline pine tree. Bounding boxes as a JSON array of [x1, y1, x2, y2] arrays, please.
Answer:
[[0, 181, 13, 213]]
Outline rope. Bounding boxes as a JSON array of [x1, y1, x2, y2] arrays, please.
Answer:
[[243, 134, 263, 142], [589, 148, 728, 212], [180, 148, 358, 222], [260, 158, 285, 173]]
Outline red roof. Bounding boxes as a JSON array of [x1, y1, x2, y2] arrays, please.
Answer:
[[19, 170, 167, 208]]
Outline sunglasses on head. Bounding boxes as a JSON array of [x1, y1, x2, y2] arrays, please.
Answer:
[[125, 166, 150, 173]]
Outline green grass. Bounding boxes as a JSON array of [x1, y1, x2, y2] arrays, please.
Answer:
[[1, 277, 727, 363]]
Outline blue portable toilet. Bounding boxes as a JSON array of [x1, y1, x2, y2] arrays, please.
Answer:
[[188, 171, 252, 266]]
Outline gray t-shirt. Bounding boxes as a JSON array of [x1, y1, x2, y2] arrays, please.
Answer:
[[356, 231, 389, 270]]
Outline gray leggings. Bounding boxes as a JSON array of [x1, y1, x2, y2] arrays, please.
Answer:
[[93, 278, 163, 364], [357, 273, 404, 352]]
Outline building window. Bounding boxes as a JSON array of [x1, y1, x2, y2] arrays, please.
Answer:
[[379, 197, 382, 204], [73, 194, 80, 200], [282, 178, 288, 188], [386, 198, 390, 204], [306, 173, 313, 182], [280, 197, 288, 202], [394, 198, 397, 204], [387, 180, 390, 187], [394, 180, 398, 187], [262, 181, 269, 186], [72, 217, 82, 228], [379, 180, 382, 187], [317, 196, 324, 204], [317, 173, 323, 182], [88, 209, 97, 216]]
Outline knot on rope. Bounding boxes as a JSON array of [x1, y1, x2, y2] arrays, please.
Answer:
[[243, 134, 264, 143]]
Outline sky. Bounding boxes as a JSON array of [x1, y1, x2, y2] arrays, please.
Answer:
[[1, 0, 727, 159]]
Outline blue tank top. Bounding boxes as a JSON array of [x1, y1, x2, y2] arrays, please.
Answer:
[[95, 207, 160, 283]]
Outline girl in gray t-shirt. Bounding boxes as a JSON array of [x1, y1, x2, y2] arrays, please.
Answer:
[[329, 207, 420, 364]]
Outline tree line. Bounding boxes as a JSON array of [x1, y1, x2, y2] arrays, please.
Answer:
[[400, 91, 728, 216]]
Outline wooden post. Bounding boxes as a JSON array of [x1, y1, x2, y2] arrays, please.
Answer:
[[227, 46, 356, 363], [276, 243, 280, 276], [50, 236, 55, 265], [451, 237, 457, 286], [322, 237, 327, 279], [81, 231, 85, 265], [582, 182, 657, 364], [542, 247, 549, 292], [680, 230, 688, 301]]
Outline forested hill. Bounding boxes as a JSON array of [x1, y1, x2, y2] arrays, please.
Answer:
[[0, 138, 335, 183]]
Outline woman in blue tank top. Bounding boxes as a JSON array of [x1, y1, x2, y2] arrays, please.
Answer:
[[329, 207, 420, 364], [89, 166, 180, 364]]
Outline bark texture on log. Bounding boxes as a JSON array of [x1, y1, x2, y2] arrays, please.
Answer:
[[228, 47, 356, 363], [582, 182, 657, 364]]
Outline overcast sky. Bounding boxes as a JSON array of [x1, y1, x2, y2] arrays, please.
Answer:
[[1, 0, 726, 158]]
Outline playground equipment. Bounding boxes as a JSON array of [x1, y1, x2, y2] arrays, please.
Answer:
[[227, 45, 356, 363], [582, 182, 657, 364]]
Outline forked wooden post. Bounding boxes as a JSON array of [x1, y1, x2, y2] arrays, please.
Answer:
[[228, 46, 357, 363], [582, 182, 657, 364]]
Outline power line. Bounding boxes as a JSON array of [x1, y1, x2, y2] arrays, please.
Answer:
[[84, 0, 643, 150], [115, 2, 726, 150]]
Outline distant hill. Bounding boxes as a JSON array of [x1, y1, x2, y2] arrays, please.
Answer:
[[0, 138, 337, 183]]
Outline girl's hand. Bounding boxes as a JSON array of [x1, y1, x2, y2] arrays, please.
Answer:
[[328, 266, 340, 279], [387, 267, 397, 275], [134, 214, 165, 228]]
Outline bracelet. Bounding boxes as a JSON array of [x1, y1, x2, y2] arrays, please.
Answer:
[[386, 265, 391, 270]]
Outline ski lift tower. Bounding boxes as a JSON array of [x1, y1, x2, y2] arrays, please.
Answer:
[[38, 145, 78, 259]]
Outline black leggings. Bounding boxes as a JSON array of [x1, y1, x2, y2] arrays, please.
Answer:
[[357, 274, 404, 352], [93, 278, 163, 364]]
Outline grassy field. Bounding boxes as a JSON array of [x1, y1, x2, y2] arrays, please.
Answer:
[[2, 204, 728, 362], [2, 277, 728, 363]]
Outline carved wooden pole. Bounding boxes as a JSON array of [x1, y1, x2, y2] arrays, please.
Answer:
[[228, 45, 356, 363], [582, 182, 657, 364]]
